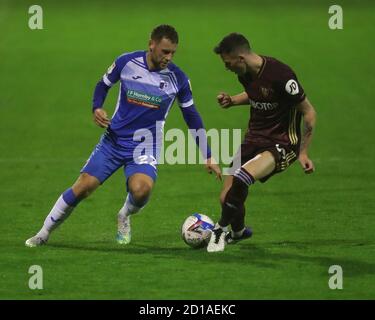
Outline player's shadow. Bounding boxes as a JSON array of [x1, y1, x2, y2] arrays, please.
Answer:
[[133, 239, 375, 278], [47, 241, 193, 255], [47, 239, 375, 277], [235, 239, 375, 278]]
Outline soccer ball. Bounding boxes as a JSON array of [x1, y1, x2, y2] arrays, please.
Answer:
[[181, 213, 215, 248]]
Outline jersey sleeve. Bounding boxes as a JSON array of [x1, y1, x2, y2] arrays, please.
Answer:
[[278, 68, 306, 106], [102, 54, 127, 87], [176, 71, 194, 108], [180, 104, 212, 159]]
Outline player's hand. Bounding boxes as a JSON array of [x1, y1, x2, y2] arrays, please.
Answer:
[[298, 153, 315, 174], [217, 92, 233, 109], [93, 108, 111, 128], [205, 157, 222, 181]]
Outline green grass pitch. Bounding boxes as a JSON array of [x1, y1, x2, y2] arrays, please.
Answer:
[[0, 0, 374, 299]]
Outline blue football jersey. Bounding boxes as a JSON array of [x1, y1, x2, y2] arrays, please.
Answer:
[[101, 51, 194, 147]]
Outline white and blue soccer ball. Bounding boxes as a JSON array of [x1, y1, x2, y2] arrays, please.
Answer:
[[181, 213, 215, 248]]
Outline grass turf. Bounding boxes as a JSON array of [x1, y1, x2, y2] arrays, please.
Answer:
[[0, 0, 374, 299]]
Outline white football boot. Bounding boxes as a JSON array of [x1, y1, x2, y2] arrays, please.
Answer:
[[25, 235, 48, 247], [207, 227, 226, 252]]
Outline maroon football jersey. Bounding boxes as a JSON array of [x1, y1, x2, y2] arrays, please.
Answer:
[[238, 56, 306, 147]]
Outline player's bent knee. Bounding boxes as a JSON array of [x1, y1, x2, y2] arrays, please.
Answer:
[[72, 173, 100, 200], [129, 181, 152, 204]]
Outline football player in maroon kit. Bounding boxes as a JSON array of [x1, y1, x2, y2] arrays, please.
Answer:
[[208, 33, 316, 252]]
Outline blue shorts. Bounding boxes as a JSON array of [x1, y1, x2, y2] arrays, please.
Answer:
[[80, 134, 157, 187]]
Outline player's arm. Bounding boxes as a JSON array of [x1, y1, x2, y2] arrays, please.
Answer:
[[279, 67, 315, 173], [180, 105, 222, 180], [92, 57, 123, 128], [217, 91, 249, 109], [296, 97, 316, 174], [177, 75, 222, 180], [92, 81, 111, 128]]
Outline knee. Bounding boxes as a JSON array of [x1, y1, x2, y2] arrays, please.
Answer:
[[77, 189, 93, 200], [72, 185, 94, 200], [129, 181, 152, 204], [72, 174, 99, 200]]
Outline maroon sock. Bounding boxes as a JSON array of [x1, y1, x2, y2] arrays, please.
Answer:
[[218, 167, 254, 229]]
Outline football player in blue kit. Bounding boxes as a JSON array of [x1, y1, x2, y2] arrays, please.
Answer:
[[26, 25, 221, 247]]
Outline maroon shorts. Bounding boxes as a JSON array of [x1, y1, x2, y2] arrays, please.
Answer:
[[230, 141, 299, 183]]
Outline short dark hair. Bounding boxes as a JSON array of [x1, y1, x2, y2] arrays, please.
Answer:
[[214, 33, 251, 55], [151, 24, 179, 44]]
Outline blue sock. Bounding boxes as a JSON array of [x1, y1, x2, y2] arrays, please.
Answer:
[[62, 188, 81, 207]]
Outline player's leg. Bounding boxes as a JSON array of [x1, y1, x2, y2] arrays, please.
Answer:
[[226, 146, 297, 241], [219, 175, 252, 243], [119, 173, 154, 218], [208, 151, 276, 252], [26, 136, 122, 247], [25, 173, 100, 247], [117, 157, 157, 245], [219, 175, 233, 206]]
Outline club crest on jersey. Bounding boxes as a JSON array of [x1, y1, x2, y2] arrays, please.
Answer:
[[260, 87, 273, 98], [159, 80, 168, 90]]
